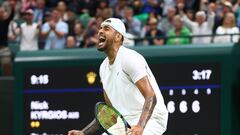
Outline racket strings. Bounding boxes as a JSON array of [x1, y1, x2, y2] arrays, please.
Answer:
[[96, 103, 129, 135]]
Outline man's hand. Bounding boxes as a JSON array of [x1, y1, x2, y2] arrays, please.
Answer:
[[49, 21, 56, 30], [128, 125, 143, 135], [68, 130, 84, 135]]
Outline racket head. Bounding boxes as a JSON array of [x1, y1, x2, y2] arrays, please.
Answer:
[[94, 102, 130, 135]]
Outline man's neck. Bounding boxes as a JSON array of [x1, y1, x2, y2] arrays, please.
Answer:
[[106, 45, 121, 65]]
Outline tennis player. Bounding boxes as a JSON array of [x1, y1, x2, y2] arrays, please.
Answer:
[[68, 18, 168, 135]]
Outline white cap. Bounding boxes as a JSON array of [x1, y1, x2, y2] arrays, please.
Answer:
[[101, 18, 126, 37]]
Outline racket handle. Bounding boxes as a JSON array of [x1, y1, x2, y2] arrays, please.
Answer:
[[126, 122, 131, 128]]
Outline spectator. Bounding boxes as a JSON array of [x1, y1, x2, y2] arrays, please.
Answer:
[[2, 0, 21, 20], [233, 0, 240, 27], [214, 12, 239, 43], [130, 0, 144, 15], [162, 0, 175, 16], [66, 35, 77, 48], [96, 8, 113, 21], [213, 1, 233, 33], [114, 0, 128, 18], [33, 0, 46, 23], [17, 9, 40, 51], [0, 4, 15, 75], [84, 16, 103, 48], [158, 7, 176, 35], [21, 0, 36, 12], [186, 9, 195, 21], [8, 20, 19, 42], [179, 2, 215, 44], [96, 0, 113, 20], [122, 6, 142, 37], [166, 15, 191, 45], [41, 9, 68, 50], [57, 1, 68, 21], [143, 17, 165, 46], [73, 22, 85, 48], [66, 10, 77, 35]]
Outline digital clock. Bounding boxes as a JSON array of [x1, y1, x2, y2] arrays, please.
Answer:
[[30, 75, 49, 85]]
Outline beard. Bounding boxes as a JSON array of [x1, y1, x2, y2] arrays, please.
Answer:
[[97, 38, 114, 52]]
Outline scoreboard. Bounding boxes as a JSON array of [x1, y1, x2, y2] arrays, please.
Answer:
[[14, 44, 240, 135]]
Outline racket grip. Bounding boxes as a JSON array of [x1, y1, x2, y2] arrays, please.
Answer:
[[126, 122, 131, 128]]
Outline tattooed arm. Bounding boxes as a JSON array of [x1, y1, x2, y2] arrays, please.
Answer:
[[68, 118, 103, 135], [68, 91, 111, 135], [129, 76, 157, 135]]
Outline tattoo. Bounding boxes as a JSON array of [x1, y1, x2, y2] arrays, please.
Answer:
[[138, 95, 157, 129], [82, 119, 103, 135]]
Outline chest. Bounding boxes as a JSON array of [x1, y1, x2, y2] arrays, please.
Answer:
[[101, 64, 132, 94]]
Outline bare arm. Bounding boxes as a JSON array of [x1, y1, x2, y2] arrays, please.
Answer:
[[52, 28, 66, 38], [81, 119, 100, 135], [130, 76, 157, 135], [68, 119, 100, 135], [68, 91, 111, 135], [41, 22, 66, 38], [41, 23, 51, 38], [103, 90, 112, 106]]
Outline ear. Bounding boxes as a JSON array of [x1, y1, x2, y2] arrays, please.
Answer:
[[114, 32, 122, 42]]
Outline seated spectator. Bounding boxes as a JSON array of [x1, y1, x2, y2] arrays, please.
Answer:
[[214, 12, 239, 43], [83, 16, 103, 48], [66, 35, 77, 48], [41, 8, 68, 50], [122, 6, 141, 37], [73, 22, 85, 48], [17, 9, 40, 51], [143, 17, 165, 46], [114, 0, 128, 18], [129, 0, 144, 15], [179, 2, 215, 44], [166, 15, 191, 45], [158, 7, 176, 35], [96, 0, 113, 20]]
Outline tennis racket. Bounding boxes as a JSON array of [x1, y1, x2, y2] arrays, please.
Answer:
[[95, 102, 131, 135]]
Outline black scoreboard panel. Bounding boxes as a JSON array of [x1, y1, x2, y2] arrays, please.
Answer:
[[23, 66, 103, 135], [22, 62, 220, 135]]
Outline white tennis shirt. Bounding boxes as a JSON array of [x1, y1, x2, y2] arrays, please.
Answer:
[[99, 46, 168, 134]]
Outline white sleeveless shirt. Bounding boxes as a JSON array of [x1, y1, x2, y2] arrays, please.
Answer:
[[99, 46, 168, 134]]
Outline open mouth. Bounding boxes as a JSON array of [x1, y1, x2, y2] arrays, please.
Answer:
[[98, 35, 106, 46]]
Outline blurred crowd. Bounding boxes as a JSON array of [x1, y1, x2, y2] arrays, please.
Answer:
[[0, 0, 240, 52]]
